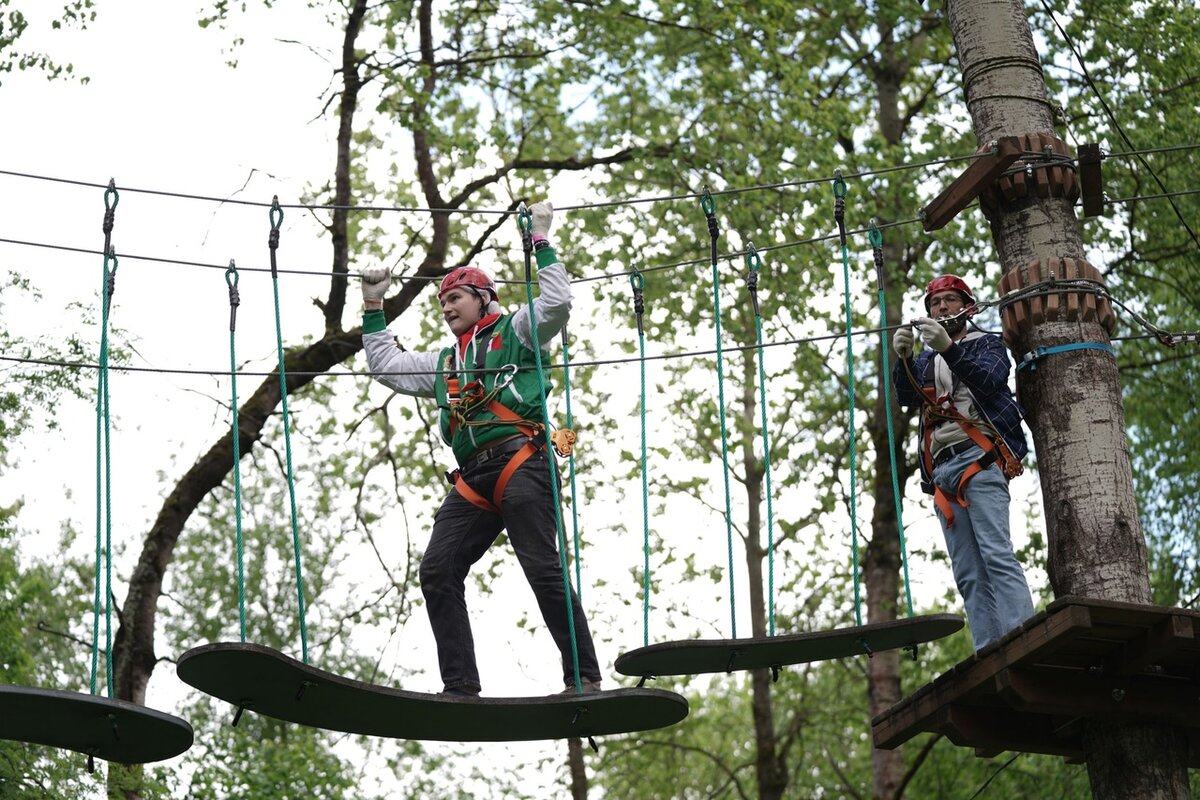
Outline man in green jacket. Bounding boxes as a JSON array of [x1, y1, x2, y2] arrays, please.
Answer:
[[360, 201, 601, 697]]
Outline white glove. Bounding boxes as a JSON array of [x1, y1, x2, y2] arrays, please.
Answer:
[[915, 316, 952, 352], [530, 201, 554, 239], [361, 267, 391, 303], [893, 325, 915, 359]]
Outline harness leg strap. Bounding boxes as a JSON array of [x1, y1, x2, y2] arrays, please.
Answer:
[[450, 469, 501, 514]]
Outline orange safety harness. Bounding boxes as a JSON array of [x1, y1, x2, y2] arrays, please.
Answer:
[[443, 372, 576, 515], [903, 358, 1022, 526]]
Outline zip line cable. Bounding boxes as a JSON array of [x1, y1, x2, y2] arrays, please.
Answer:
[[0, 151, 991, 219], [0, 215, 926, 284], [11, 175, 1200, 288], [6, 310, 1196, 381]]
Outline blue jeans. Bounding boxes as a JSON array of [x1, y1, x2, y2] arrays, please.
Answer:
[[421, 449, 600, 693], [932, 445, 1034, 651]]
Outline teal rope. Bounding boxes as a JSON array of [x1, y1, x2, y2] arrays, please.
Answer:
[[518, 207, 582, 692], [868, 223, 914, 618], [93, 251, 116, 697], [701, 188, 737, 638], [267, 199, 309, 664], [1018, 342, 1115, 371], [102, 280, 113, 698], [226, 262, 247, 641], [560, 329, 583, 602], [833, 174, 862, 628], [92, 182, 118, 698], [630, 270, 650, 647], [745, 245, 778, 637]]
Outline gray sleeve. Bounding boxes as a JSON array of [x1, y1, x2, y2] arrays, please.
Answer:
[[510, 260, 571, 349], [363, 330, 439, 397]]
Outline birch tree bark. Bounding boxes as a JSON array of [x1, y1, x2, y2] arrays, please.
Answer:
[[946, 1, 1189, 796]]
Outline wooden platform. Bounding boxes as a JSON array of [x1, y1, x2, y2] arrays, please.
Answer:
[[872, 596, 1200, 764], [177, 642, 689, 742], [615, 614, 963, 677]]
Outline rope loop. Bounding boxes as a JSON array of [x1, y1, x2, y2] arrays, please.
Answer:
[[745, 243, 761, 316], [867, 218, 883, 250], [516, 203, 533, 235], [700, 186, 719, 239], [833, 170, 847, 198], [226, 259, 241, 333], [103, 247, 118, 316], [102, 178, 119, 235], [630, 268, 646, 336], [269, 195, 284, 232], [745, 242, 762, 273], [868, 220, 885, 284], [833, 170, 847, 239]]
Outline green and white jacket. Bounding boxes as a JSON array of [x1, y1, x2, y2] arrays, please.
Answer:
[[362, 249, 569, 465]]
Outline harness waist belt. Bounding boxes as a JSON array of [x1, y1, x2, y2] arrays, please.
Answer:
[[933, 440, 978, 467], [461, 436, 530, 471]]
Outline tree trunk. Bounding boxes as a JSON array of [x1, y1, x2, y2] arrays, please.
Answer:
[[946, 1, 1189, 795], [741, 346, 789, 800], [865, 28, 920, 800], [567, 737, 588, 799]]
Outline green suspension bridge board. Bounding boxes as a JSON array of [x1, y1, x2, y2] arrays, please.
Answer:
[[177, 642, 689, 742], [0, 685, 194, 764], [615, 614, 964, 677]]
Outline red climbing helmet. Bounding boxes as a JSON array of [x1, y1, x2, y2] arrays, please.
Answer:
[[924, 274, 977, 311], [438, 266, 498, 304]]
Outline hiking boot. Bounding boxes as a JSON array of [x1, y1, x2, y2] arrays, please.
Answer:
[[559, 679, 603, 695]]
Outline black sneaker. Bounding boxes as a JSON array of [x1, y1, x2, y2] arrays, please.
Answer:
[[440, 687, 480, 698]]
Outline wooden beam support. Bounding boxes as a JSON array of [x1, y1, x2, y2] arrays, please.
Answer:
[[1110, 614, 1195, 676], [921, 136, 1023, 231], [996, 667, 1200, 729], [1078, 142, 1104, 217]]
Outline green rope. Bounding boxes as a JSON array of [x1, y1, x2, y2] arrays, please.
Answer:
[[746, 245, 778, 637], [560, 328, 583, 602], [225, 261, 247, 641], [701, 188, 737, 638], [92, 182, 118, 698], [833, 173, 863, 628], [630, 269, 650, 647], [267, 198, 309, 664], [518, 206, 582, 692], [94, 251, 116, 697], [869, 222, 914, 617]]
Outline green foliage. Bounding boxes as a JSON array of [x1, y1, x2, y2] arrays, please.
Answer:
[[1033, 0, 1200, 606], [0, 0, 93, 85]]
